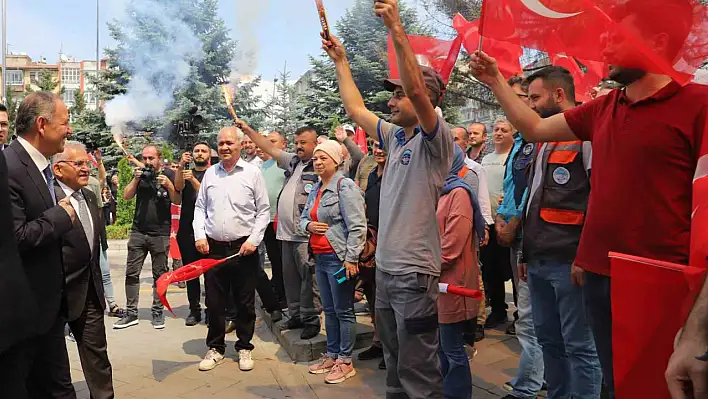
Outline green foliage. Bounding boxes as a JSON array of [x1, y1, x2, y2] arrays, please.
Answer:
[[299, 0, 430, 131], [266, 66, 303, 143], [5, 90, 17, 134], [115, 157, 136, 226], [106, 224, 132, 240], [36, 70, 60, 92], [71, 90, 86, 116]]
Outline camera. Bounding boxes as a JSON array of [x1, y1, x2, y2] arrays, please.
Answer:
[[139, 165, 169, 200]]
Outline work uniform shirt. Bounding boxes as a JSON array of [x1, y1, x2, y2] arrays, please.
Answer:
[[376, 115, 454, 277]]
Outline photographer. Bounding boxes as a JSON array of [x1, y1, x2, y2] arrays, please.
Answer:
[[113, 144, 181, 331]]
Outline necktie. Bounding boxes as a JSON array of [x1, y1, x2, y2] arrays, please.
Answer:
[[43, 166, 56, 205], [72, 191, 94, 251]]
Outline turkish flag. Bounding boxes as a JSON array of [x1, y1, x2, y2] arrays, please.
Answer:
[[610, 253, 706, 399], [478, 0, 708, 85], [387, 33, 462, 84], [550, 54, 595, 102], [452, 14, 523, 79], [692, 154, 708, 268], [354, 126, 368, 154]]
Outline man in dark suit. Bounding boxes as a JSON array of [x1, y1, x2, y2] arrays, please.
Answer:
[[54, 141, 114, 399], [0, 92, 77, 398]]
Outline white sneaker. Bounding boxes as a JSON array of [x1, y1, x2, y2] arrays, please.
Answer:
[[199, 348, 225, 371], [238, 349, 254, 371]]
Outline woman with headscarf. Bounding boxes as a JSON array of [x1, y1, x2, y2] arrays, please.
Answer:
[[299, 140, 367, 384], [437, 145, 484, 399]]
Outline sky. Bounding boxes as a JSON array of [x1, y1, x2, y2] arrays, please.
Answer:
[[7, 0, 429, 82]]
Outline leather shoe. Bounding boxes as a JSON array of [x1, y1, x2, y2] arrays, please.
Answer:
[[225, 320, 237, 334], [185, 312, 201, 327], [300, 325, 320, 340], [282, 317, 304, 330], [378, 359, 386, 370], [270, 310, 283, 323]]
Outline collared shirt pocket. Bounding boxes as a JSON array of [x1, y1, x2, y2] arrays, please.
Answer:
[[319, 194, 342, 223]]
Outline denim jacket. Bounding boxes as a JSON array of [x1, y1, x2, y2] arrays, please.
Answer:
[[299, 173, 367, 264]]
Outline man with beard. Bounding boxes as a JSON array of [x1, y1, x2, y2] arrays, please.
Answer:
[[177, 142, 212, 326], [241, 126, 322, 340], [518, 66, 601, 399], [467, 122, 492, 163], [323, 0, 454, 396], [470, 3, 708, 396], [242, 135, 263, 168]]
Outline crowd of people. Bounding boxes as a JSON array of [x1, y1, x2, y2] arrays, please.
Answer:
[[0, 1, 707, 398]]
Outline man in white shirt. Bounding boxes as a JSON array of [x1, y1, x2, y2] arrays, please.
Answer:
[[242, 135, 263, 168], [193, 126, 270, 373]]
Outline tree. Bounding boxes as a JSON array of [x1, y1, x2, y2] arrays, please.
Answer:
[[71, 90, 86, 116], [299, 0, 430, 132], [36, 70, 60, 92], [5, 90, 17, 135], [267, 65, 303, 141]]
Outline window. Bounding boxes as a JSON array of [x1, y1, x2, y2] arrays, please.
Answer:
[[29, 71, 41, 83], [61, 68, 80, 84], [63, 89, 76, 105], [6, 70, 23, 86], [84, 91, 97, 105]]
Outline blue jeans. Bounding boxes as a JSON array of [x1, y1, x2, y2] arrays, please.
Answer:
[[100, 249, 116, 308], [439, 322, 472, 399], [510, 279, 545, 399], [583, 271, 614, 399], [527, 261, 602, 399], [315, 253, 356, 361]]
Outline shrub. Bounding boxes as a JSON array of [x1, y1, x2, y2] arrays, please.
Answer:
[[106, 224, 132, 240], [115, 157, 136, 226]]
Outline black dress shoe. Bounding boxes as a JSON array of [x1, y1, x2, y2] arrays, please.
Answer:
[[484, 312, 509, 329], [185, 311, 202, 327], [270, 310, 283, 322], [358, 345, 384, 360], [282, 317, 304, 330], [225, 320, 237, 334], [505, 322, 516, 336], [475, 324, 485, 342], [300, 325, 320, 340], [378, 359, 387, 370]]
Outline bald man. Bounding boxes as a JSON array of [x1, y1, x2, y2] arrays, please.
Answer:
[[193, 127, 270, 372]]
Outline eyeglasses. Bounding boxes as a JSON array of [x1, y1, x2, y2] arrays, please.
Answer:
[[57, 160, 91, 169]]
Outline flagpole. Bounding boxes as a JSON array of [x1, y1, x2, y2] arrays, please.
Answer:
[[478, 0, 486, 52]]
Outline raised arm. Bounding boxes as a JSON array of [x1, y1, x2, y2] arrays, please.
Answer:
[[323, 35, 380, 140], [236, 120, 283, 160], [376, 0, 438, 134], [470, 51, 578, 143]]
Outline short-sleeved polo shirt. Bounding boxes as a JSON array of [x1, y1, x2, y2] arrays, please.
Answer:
[[375, 115, 454, 276], [563, 81, 708, 276]]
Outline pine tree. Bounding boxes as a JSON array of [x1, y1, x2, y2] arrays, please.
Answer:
[[72, 90, 86, 116], [266, 65, 304, 142]]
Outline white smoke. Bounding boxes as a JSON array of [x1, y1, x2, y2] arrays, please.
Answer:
[[232, 0, 270, 75], [103, 0, 204, 128]]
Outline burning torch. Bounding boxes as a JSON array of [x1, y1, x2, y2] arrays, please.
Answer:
[[315, 0, 331, 41], [111, 125, 129, 156], [221, 84, 239, 124]]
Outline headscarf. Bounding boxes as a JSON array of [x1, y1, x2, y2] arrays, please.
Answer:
[[314, 140, 343, 165], [442, 145, 486, 244]]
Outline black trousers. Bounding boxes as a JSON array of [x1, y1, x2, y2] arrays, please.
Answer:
[[68, 282, 114, 399], [178, 235, 206, 314], [480, 225, 512, 315], [205, 237, 259, 353], [0, 314, 76, 399], [264, 222, 286, 305]]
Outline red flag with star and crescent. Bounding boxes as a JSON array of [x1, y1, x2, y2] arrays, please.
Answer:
[[452, 14, 523, 79], [387, 33, 463, 84], [478, 0, 708, 85]]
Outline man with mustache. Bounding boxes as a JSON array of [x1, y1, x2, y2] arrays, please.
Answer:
[[241, 126, 322, 340], [470, 3, 708, 396], [53, 141, 114, 399], [177, 142, 212, 326]]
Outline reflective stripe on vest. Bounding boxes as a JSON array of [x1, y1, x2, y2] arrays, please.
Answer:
[[539, 141, 585, 226], [457, 167, 468, 178]]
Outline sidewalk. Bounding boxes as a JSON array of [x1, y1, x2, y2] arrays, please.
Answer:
[[66, 241, 520, 398]]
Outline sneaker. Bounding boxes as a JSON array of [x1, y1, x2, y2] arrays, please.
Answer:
[[505, 322, 516, 336], [185, 311, 201, 327], [270, 310, 283, 323], [225, 320, 236, 334], [309, 354, 336, 374], [199, 348, 225, 371], [484, 312, 509, 329], [503, 381, 514, 391], [378, 359, 386, 370], [177, 281, 186, 289], [152, 313, 166, 330], [357, 345, 384, 361], [466, 345, 478, 360], [113, 314, 139, 329], [238, 349, 254, 371], [108, 306, 127, 318], [300, 325, 320, 340], [325, 359, 356, 384], [66, 331, 76, 343]]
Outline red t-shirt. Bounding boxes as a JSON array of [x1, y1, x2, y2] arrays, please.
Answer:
[[563, 81, 708, 276], [309, 189, 335, 254]]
